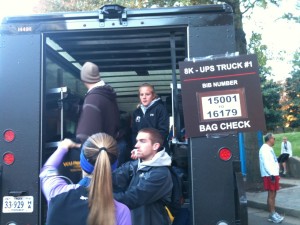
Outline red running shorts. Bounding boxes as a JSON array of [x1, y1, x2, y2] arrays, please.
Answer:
[[263, 176, 280, 191]]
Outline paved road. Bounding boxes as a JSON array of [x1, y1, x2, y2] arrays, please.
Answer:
[[248, 207, 300, 225]]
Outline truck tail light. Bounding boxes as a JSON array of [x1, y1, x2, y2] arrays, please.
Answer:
[[3, 152, 15, 165], [218, 147, 232, 161], [4, 129, 15, 142]]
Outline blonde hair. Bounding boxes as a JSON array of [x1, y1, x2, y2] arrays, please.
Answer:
[[138, 83, 158, 99], [82, 133, 118, 225], [137, 83, 158, 108]]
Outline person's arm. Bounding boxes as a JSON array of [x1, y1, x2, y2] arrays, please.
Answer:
[[288, 141, 293, 157], [156, 105, 169, 139], [112, 161, 135, 192], [39, 139, 81, 202], [113, 167, 172, 209]]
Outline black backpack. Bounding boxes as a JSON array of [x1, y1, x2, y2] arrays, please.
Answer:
[[164, 166, 184, 217]]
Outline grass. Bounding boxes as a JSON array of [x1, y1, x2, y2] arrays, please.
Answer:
[[273, 132, 300, 157]]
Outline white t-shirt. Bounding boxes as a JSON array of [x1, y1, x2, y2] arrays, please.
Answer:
[[281, 141, 292, 156], [259, 143, 279, 177]]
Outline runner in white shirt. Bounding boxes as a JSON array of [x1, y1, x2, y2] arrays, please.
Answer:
[[259, 133, 284, 224]]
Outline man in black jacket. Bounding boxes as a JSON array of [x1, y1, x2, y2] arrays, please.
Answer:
[[113, 128, 173, 225]]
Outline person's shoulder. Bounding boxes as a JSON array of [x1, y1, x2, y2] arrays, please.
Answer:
[[150, 99, 167, 111], [262, 143, 270, 148], [114, 199, 129, 211], [102, 84, 115, 92], [150, 165, 170, 174], [52, 184, 84, 201], [154, 98, 164, 106], [129, 159, 138, 167], [114, 200, 131, 225], [85, 87, 102, 97], [153, 166, 172, 179], [133, 106, 141, 113], [259, 143, 269, 152], [132, 102, 142, 111], [90, 85, 115, 95], [117, 159, 138, 171]]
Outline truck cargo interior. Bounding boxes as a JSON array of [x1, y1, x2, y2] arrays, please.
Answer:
[[44, 27, 186, 145], [42, 25, 189, 223]]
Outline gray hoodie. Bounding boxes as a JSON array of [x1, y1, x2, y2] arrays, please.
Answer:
[[113, 149, 173, 225]]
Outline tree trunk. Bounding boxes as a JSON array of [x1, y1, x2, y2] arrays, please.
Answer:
[[244, 132, 262, 183], [227, 0, 247, 54], [225, 0, 261, 184]]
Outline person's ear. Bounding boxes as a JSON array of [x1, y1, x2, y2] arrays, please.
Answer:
[[153, 143, 160, 151]]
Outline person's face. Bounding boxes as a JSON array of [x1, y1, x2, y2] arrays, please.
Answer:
[[134, 132, 159, 161], [283, 138, 287, 143], [139, 86, 155, 107], [269, 136, 276, 146]]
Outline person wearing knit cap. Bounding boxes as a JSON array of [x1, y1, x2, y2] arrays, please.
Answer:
[[80, 62, 101, 83], [76, 62, 120, 144]]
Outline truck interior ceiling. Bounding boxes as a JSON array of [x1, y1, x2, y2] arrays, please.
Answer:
[[44, 26, 187, 144]]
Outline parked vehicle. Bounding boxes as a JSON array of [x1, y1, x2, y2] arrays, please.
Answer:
[[0, 4, 246, 225]]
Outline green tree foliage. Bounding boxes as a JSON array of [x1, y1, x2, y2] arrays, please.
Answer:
[[247, 32, 283, 130], [282, 12, 300, 23], [261, 81, 283, 130], [284, 50, 300, 128], [247, 32, 270, 81]]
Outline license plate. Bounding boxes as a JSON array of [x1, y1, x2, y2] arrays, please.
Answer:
[[2, 196, 34, 213]]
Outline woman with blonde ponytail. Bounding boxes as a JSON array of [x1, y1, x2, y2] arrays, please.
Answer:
[[40, 133, 131, 225]]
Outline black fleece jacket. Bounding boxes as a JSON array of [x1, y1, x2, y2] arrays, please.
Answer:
[[131, 99, 169, 146]]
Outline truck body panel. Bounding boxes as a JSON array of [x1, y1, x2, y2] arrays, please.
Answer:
[[0, 4, 245, 225], [0, 33, 41, 224]]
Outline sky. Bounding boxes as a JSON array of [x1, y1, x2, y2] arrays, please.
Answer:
[[243, 0, 300, 82], [0, 0, 299, 82]]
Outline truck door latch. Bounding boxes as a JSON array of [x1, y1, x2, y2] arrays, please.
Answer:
[[99, 4, 127, 26]]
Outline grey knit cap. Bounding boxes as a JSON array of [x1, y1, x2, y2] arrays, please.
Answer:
[[80, 62, 100, 83]]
